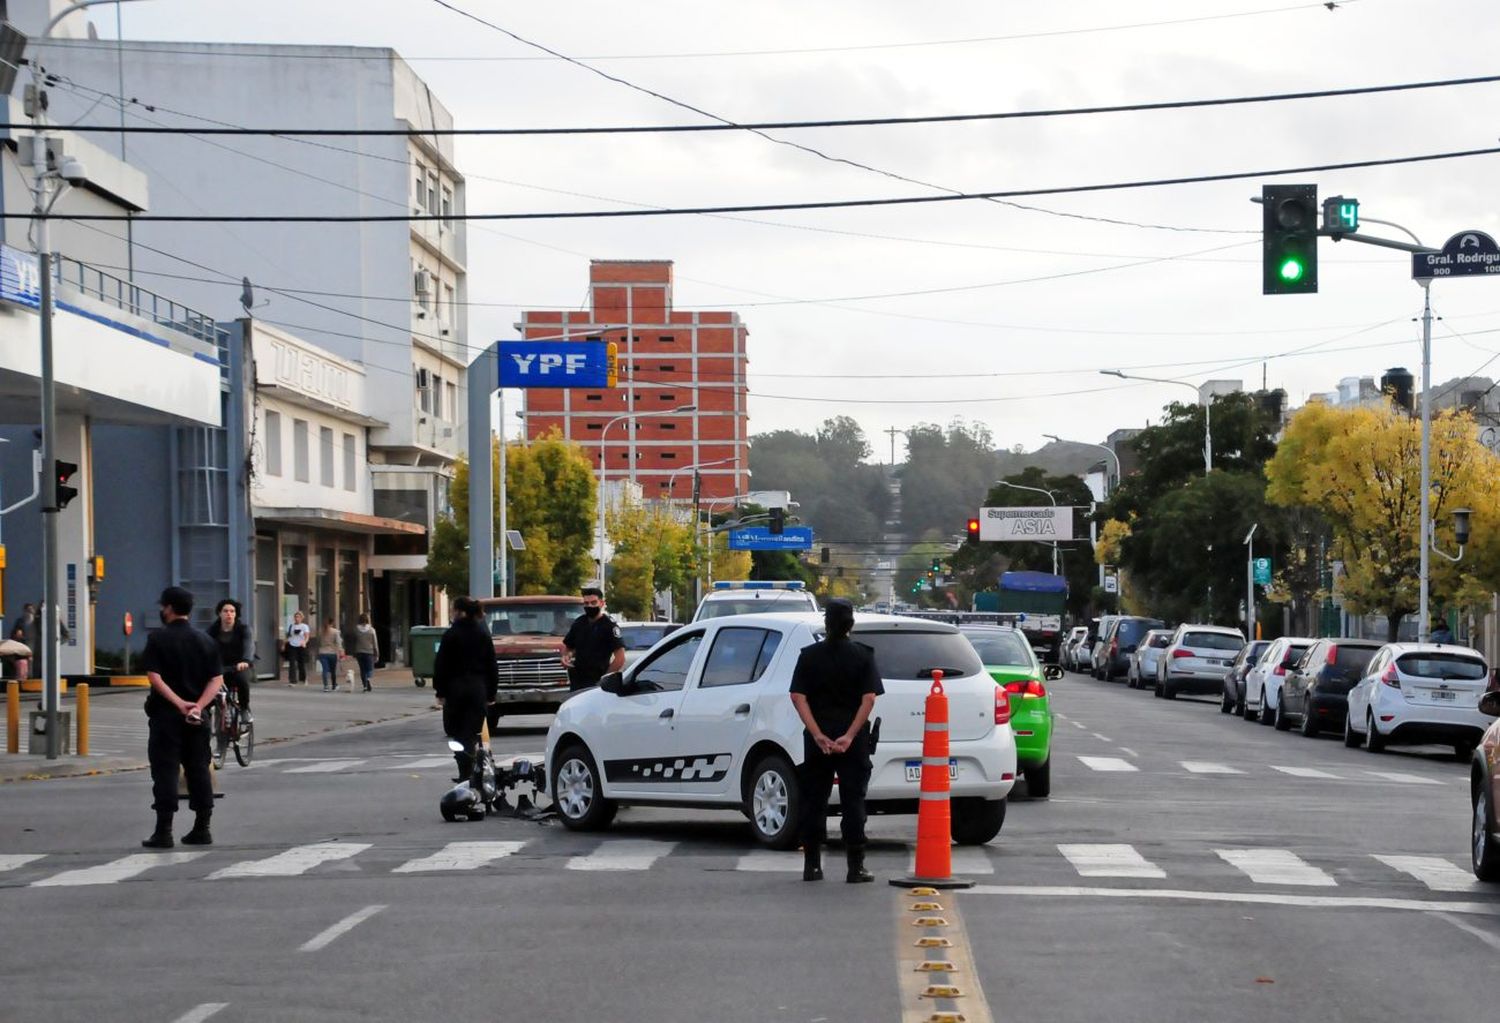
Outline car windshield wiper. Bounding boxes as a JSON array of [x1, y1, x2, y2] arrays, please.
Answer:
[[918, 666, 967, 679]]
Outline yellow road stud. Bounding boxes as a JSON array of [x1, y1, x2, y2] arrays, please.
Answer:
[[920, 985, 964, 999], [925, 1014, 967, 1023], [912, 917, 949, 927], [909, 886, 939, 896], [915, 936, 954, 948], [910, 901, 943, 912], [915, 961, 958, 973]]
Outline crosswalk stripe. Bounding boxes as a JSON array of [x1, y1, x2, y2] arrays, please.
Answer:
[[392, 841, 526, 873], [32, 852, 207, 887], [1373, 855, 1480, 892], [565, 839, 672, 872], [284, 760, 368, 774], [382, 756, 455, 771], [1181, 761, 1244, 775], [1216, 848, 1336, 887], [950, 847, 996, 876], [735, 850, 801, 872], [1362, 770, 1444, 786], [208, 842, 370, 879], [1076, 756, 1138, 773], [1058, 844, 1165, 878], [0, 854, 45, 873], [1272, 766, 1341, 779]]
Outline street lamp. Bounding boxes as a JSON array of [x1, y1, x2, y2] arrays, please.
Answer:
[[596, 404, 696, 584], [993, 479, 1059, 575], [665, 456, 735, 504], [1101, 370, 1212, 474]]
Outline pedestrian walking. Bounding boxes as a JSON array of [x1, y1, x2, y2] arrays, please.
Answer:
[[433, 596, 498, 780], [352, 614, 379, 692], [206, 598, 255, 718], [140, 586, 224, 849], [284, 610, 310, 685], [788, 598, 883, 883], [561, 586, 625, 691], [316, 618, 342, 691], [1430, 618, 1455, 644]]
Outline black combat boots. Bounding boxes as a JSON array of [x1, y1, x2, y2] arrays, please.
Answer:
[[181, 810, 213, 846], [846, 845, 873, 883], [802, 842, 824, 881], [141, 812, 174, 849]]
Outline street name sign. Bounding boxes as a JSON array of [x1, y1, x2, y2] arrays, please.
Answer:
[[1412, 231, 1500, 281], [497, 340, 618, 388], [727, 526, 814, 551], [978, 506, 1076, 542]]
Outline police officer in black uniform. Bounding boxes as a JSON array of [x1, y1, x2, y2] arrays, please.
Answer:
[[789, 598, 883, 883], [140, 586, 225, 849], [434, 596, 499, 780], [561, 586, 626, 691]]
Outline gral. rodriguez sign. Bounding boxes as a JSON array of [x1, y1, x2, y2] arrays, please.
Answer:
[[979, 506, 1075, 542]]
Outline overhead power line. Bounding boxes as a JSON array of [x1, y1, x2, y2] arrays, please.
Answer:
[[21, 72, 1497, 137], [20, 145, 1500, 223]]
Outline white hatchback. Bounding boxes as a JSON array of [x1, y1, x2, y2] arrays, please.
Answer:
[[1241, 636, 1314, 725], [1344, 643, 1492, 755], [543, 612, 1018, 849]]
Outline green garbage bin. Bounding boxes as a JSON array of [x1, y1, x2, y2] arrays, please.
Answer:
[[408, 626, 447, 688]]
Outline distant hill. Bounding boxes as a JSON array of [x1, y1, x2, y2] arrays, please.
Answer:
[[993, 440, 1115, 480]]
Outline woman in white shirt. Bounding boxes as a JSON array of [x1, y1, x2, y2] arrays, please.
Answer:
[[284, 610, 311, 686]]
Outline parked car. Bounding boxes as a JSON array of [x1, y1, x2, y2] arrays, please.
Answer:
[[1086, 615, 1121, 677], [1472, 688, 1500, 881], [1219, 639, 1271, 715], [1344, 643, 1492, 756], [691, 581, 818, 622], [478, 594, 585, 722], [961, 625, 1063, 799], [1154, 625, 1245, 699], [1242, 636, 1314, 725], [1278, 637, 1382, 735], [1094, 616, 1167, 682], [1127, 629, 1174, 690], [544, 612, 1018, 848], [617, 622, 682, 667]]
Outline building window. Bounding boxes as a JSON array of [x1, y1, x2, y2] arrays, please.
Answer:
[[343, 432, 357, 492], [427, 171, 438, 216], [660, 364, 676, 372], [441, 186, 453, 225], [415, 367, 432, 414], [414, 162, 426, 208], [293, 418, 309, 482], [660, 452, 677, 460], [432, 374, 444, 419], [659, 393, 675, 401], [585, 423, 602, 431], [320, 427, 335, 486], [445, 381, 457, 420], [443, 284, 456, 334], [584, 393, 602, 402], [264, 410, 282, 477], [660, 423, 677, 430], [659, 335, 675, 344]]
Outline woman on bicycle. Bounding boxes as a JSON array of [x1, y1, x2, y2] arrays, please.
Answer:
[[206, 598, 255, 720]]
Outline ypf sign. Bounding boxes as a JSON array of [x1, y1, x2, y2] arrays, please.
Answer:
[[497, 340, 618, 389], [978, 506, 1076, 542]]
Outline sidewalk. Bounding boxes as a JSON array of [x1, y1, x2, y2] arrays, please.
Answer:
[[1, 665, 437, 783]]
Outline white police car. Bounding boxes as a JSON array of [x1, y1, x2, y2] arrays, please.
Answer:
[[543, 612, 1018, 849], [691, 580, 818, 623]]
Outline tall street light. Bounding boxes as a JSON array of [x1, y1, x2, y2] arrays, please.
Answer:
[[1045, 433, 1121, 591], [993, 479, 1059, 575], [1101, 370, 1212, 474], [596, 404, 695, 584]]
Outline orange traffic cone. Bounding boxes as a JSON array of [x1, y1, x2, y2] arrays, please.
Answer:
[[890, 670, 974, 890]]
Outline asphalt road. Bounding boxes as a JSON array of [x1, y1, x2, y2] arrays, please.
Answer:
[[2, 670, 1495, 1023]]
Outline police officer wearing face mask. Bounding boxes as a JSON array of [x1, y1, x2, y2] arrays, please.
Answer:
[[789, 598, 884, 883], [561, 586, 626, 691]]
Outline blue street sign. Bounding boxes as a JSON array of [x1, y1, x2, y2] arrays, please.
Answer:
[[727, 526, 814, 551], [1253, 558, 1272, 586], [497, 340, 615, 389]]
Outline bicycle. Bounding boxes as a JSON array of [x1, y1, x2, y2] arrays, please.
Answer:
[[206, 680, 255, 768]]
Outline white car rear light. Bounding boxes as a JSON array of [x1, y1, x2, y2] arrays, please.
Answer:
[[994, 687, 1011, 726]]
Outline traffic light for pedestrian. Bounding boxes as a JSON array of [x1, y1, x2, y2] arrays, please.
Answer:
[[54, 459, 78, 510], [769, 507, 785, 535], [1262, 183, 1318, 295], [966, 518, 980, 542]]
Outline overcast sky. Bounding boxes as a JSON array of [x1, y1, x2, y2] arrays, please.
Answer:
[[89, 0, 1500, 460]]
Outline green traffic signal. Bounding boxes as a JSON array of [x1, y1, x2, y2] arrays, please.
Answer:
[[1278, 257, 1305, 282], [1262, 184, 1318, 296]]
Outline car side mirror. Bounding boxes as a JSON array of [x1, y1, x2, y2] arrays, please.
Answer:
[[1044, 664, 1064, 681], [599, 671, 626, 695], [1480, 690, 1500, 717]]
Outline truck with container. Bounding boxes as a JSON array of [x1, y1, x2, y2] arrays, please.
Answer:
[[972, 571, 1068, 663]]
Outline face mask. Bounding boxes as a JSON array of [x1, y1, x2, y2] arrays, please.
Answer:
[[585, 605, 602, 618]]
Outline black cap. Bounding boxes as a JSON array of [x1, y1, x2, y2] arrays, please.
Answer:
[[824, 598, 855, 630], [158, 586, 194, 616]]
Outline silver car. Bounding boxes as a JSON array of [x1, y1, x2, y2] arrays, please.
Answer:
[[1127, 629, 1174, 690], [1155, 624, 1246, 699]]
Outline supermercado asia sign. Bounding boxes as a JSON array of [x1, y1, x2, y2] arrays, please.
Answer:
[[979, 506, 1076, 542]]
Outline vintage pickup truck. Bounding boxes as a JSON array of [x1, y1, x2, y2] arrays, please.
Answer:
[[478, 594, 584, 722]]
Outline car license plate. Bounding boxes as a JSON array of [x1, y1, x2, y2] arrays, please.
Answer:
[[1430, 690, 1456, 701], [905, 759, 958, 782]]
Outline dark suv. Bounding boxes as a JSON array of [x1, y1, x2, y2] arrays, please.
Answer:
[[1278, 638, 1383, 736], [1094, 616, 1167, 682]]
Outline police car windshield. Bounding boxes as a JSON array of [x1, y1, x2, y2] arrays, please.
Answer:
[[486, 606, 575, 637], [696, 597, 812, 620]]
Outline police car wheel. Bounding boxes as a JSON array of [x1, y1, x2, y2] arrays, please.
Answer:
[[552, 743, 617, 831], [744, 753, 801, 850]]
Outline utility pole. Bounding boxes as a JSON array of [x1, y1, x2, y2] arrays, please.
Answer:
[[884, 426, 900, 466]]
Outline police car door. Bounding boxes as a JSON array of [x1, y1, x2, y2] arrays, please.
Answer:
[[670, 623, 788, 799], [593, 628, 705, 797]]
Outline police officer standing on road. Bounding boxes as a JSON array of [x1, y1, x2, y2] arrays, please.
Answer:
[[434, 597, 498, 780], [561, 586, 625, 691], [789, 598, 883, 883], [140, 586, 224, 849]]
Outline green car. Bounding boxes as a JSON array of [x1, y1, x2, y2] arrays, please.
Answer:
[[961, 625, 1060, 798]]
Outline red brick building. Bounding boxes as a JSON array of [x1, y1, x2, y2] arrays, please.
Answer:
[[518, 260, 750, 502]]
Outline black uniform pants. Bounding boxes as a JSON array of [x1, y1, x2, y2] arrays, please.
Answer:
[[797, 731, 872, 848], [442, 685, 487, 777], [148, 713, 213, 815]]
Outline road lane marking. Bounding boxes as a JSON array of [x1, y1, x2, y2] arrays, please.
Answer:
[[0, 854, 44, 872], [895, 888, 993, 1023], [1216, 848, 1336, 887], [209, 841, 370, 879], [1118, 747, 1139, 758], [963, 884, 1500, 916], [1058, 844, 1165, 879], [1181, 761, 1244, 774], [300, 904, 386, 952], [1374, 855, 1482, 892], [32, 852, 207, 887], [392, 841, 525, 873], [565, 839, 672, 871], [735, 850, 800, 872], [1272, 766, 1341, 779], [168, 1004, 228, 1023], [284, 759, 368, 773], [382, 756, 455, 771], [1090, 733, 1113, 743], [1071, 721, 1088, 730], [1362, 770, 1444, 786], [1434, 912, 1500, 951], [1076, 756, 1137, 772]]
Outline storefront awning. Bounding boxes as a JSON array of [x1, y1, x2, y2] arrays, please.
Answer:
[[255, 507, 427, 536]]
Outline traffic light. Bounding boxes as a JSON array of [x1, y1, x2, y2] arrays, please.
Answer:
[[769, 507, 785, 535], [966, 517, 980, 543], [1322, 195, 1359, 237], [54, 459, 78, 510], [1262, 183, 1318, 295], [930, 558, 941, 573]]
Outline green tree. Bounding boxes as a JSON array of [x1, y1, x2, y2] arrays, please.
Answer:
[[900, 419, 1000, 540], [606, 500, 696, 620], [750, 417, 891, 543]]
